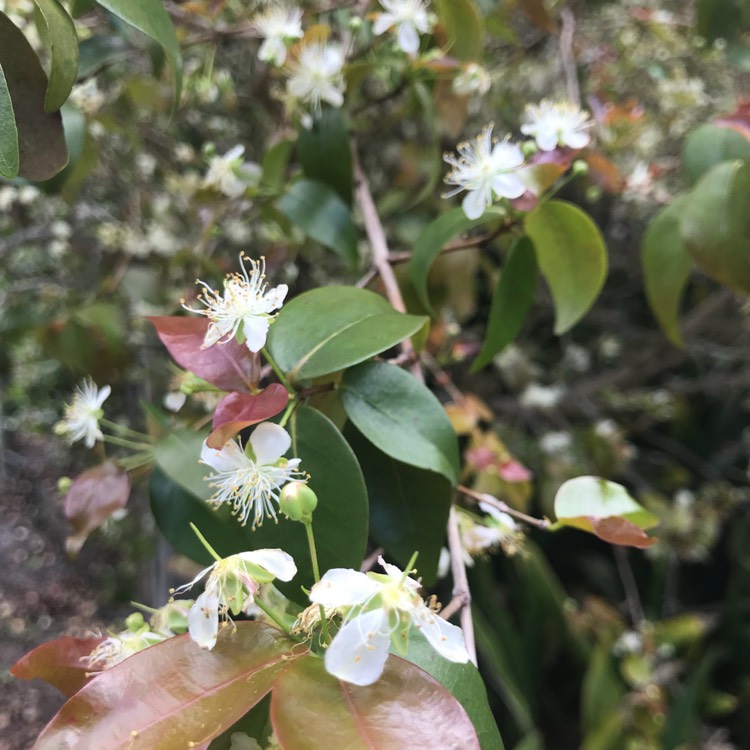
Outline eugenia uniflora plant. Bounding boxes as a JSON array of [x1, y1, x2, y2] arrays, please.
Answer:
[[8, 0, 746, 747]]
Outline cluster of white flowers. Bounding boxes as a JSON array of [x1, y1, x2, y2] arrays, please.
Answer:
[[183, 254, 288, 352], [286, 42, 347, 114], [254, 6, 304, 66], [54, 379, 111, 448], [520, 100, 593, 152]]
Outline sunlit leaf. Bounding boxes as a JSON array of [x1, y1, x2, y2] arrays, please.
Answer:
[[32, 623, 300, 750], [0, 59, 19, 178], [11, 636, 104, 697], [341, 361, 460, 484], [33, 0, 79, 111], [270, 655, 481, 749], [266, 287, 426, 383], [208, 386, 289, 449], [524, 200, 608, 334]]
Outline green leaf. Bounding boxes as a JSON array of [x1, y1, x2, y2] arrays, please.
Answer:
[[94, 0, 182, 106], [409, 206, 503, 314], [245, 406, 369, 604], [266, 286, 427, 383], [472, 237, 538, 372], [277, 178, 358, 265], [581, 644, 625, 734], [344, 425, 452, 586], [682, 123, 750, 185], [0, 11, 67, 180], [297, 108, 352, 204], [0, 60, 19, 178], [150, 465, 249, 566], [153, 428, 210, 500], [260, 137, 294, 192], [270, 655, 481, 749], [435, 0, 485, 60], [33, 623, 300, 750], [524, 200, 608, 334], [340, 361, 460, 484], [33, 0, 79, 111], [405, 631, 505, 750], [642, 195, 693, 347], [679, 160, 750, 294]]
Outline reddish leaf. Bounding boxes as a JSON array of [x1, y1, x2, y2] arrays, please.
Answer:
[[207, 385, 290, 449], [270, 654, 481, 750], [64, 461, 130, 557], [11, 637, 104, 697], [585, 153, 625, 194], [714, 100, 750, 142], [33, 623, 302, 750], [498, 459, 532, 483], [590, 516, 657, 549], [148, 316, 258, 393]]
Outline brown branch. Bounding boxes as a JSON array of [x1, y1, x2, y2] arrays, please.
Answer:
[[559, 9, 581, 107], [458, 485, 551, 530], [360, 547, 384, 572]]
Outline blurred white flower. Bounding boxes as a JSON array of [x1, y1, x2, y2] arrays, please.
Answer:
[[444, 124, 526, 220], [201, 423, 305, 528], [539, 430, 573, 455], [372, 0, 431, 56], [309, 556, 469, 686], [229, 734, 263, 750], [286, 42, 346, 112], [86, 629, 168, 670], [520, 382, 564, 411], [184, 254, 288, 352], [254, 6, 303, 66], [163, 391, 187, 412], [521, 100, 593, 151], [203, 145, 251, 198], [453, 63, 491, 97], [175, 548, 297, 650], [54, 379, 111, 448]]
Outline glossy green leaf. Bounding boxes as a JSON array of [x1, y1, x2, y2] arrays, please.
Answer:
[[150, 466, 249, 566], [0, 59, 19, 178], [472, 237, 538, 372], [524, 200, 608, 334], [344, 425, 452, 586], [154, 429, 210, 500], [270, 655, 481, 749], [33, 623, 300, 750], [277, 178, 358, 265], [409, 207, 503, 314], [679, 160, 750, 294], [297, 108, 352, 204], [682, 124, 750, 184], [341, 361, 460, 484], [642, 195, 692, 347], [405, 631, 504, 750], [94, 0, 182, 105], [245, 406, 369, 604], [266, 286, 427, 383], [435, 0, 485, 60], [33, 0, 79, 111], [0, 12, 67, 180]]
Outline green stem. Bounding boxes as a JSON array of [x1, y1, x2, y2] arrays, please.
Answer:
[[101, 434, 153, 451], [253, 597, 295, 636], [305, 522, 331, 643], [278, 399, 296, 429], [262, 346, 292, 391], [100, 418, 150, 441], [189, 523, 223, 563], [118, 452, 154, 471]]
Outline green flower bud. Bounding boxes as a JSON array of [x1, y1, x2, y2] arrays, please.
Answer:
[[279, 482, 318, 524], [57, 476, 72, 494], [125, 612, 147, 633], [521, 140, 538, 158], [572, 159, 589, 177]]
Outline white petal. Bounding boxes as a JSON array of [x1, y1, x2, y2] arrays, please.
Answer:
[[412, 607, 470, 663], [492, 142, 525, 169], [373, 13, 395, 35], [462, 189, 487, 220], [491, 173, 526, 199], [563, 130, 590, 149], [264, 283, 288, 310], [96, 385, 112, 407], [242, 315, 270, 353], [396, 23, 420, 55], [310, 568, 379, 607], [201, 438, 248, 473], [188, 591, 220, 650], [239, 549, 297, 582], [378, 555, 404, 582], [250, 422, 291, 465], [535, 130, 559, 152], [324, 609, 392, 686]]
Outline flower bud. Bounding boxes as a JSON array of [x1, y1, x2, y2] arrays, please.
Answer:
[[280, 482, 318, 524], [57, 476, 72, 494], [125, 612, 147, 632], [572, 159, 589, 177], [521, 140, 538, 158]]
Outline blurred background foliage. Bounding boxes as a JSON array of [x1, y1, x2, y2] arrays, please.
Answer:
[[1, 0, 750, 748]]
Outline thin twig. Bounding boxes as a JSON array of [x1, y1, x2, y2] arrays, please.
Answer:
[[613, 546, 644, 625], [559, 9, 581, 107], [458, 485, 551, 530], [360, 547, 384, 572], [445, 506, 477, 665], [353, 146, 424, 382]]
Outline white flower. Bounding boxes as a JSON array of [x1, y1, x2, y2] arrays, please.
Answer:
[[309, 556, 469, 686], [54, 379, 111, 448], [254, 6, 303, 66], [201, 423, 305, 528], [520, 382, 564, 411], [183, 254, 288, 352], [175, 548, 297, 650], [86, 629, 167, 670], [229, 734, 263, 750], [372, 0, 431, 56], [520, 100, 593, 151], [444, 124, 526, 220], [203, 145, 250, 198], [286, 42, 346, 112], [453, 63, 491, 97]]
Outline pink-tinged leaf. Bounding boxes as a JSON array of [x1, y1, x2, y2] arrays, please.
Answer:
[[270, 654, 481, 750], [207, 385, 290, 449], [148, 316, 259, 393], [585, 153, 625, 194], [498, 459, 532, 483], [64, 461, 130, 557], [590, 516, 658, 549], [11, 637, 104, 697], [714, 100, 750, 141], [33, 623, 302, 750]]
